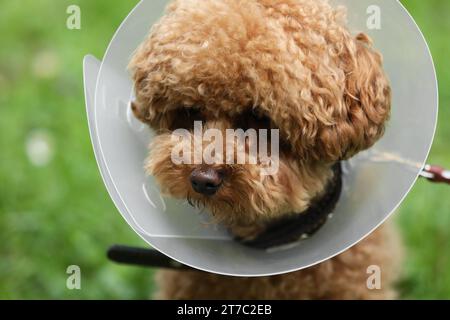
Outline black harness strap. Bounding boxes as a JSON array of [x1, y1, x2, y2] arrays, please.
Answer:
[[235, 162, 343, 250]]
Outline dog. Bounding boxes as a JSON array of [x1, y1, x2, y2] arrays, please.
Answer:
[[129, 0, 402, 299]]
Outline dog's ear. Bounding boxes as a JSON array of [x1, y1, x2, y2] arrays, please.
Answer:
[[317, 33, 391, 162]]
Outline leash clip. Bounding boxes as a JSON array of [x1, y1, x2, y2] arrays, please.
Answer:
[[421, 165, 450, 184]]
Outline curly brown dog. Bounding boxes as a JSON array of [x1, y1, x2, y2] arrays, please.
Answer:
[[129, 0, 402, 299]]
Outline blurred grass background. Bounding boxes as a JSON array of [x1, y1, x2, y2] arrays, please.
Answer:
[[0, 0, 448, 299]]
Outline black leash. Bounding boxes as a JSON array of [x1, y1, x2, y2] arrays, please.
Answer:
[[107, 245, 192, 270]]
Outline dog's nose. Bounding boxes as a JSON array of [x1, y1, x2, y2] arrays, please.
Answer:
[[190, 167, 223, 196]]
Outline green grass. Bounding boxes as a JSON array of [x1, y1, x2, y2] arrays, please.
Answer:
[[0, 0, 155, 299], [396, 0, 450, 299], [0, 0, 449, 299]]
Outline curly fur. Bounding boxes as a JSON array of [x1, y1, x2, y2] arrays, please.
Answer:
[[129, 0, 400, 300], [130, 0, 391, 162], [156, 223, 402, 300]]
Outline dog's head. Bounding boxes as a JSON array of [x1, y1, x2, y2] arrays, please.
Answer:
[[129, 0, 391, 237]]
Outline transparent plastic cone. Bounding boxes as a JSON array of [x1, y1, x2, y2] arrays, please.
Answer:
[[83, 0, 437, 276]]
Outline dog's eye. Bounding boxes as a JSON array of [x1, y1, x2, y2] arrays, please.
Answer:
[[169, 107, 204, 130], [251, 110, 272, 129], [235, 109, 272, 131]]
